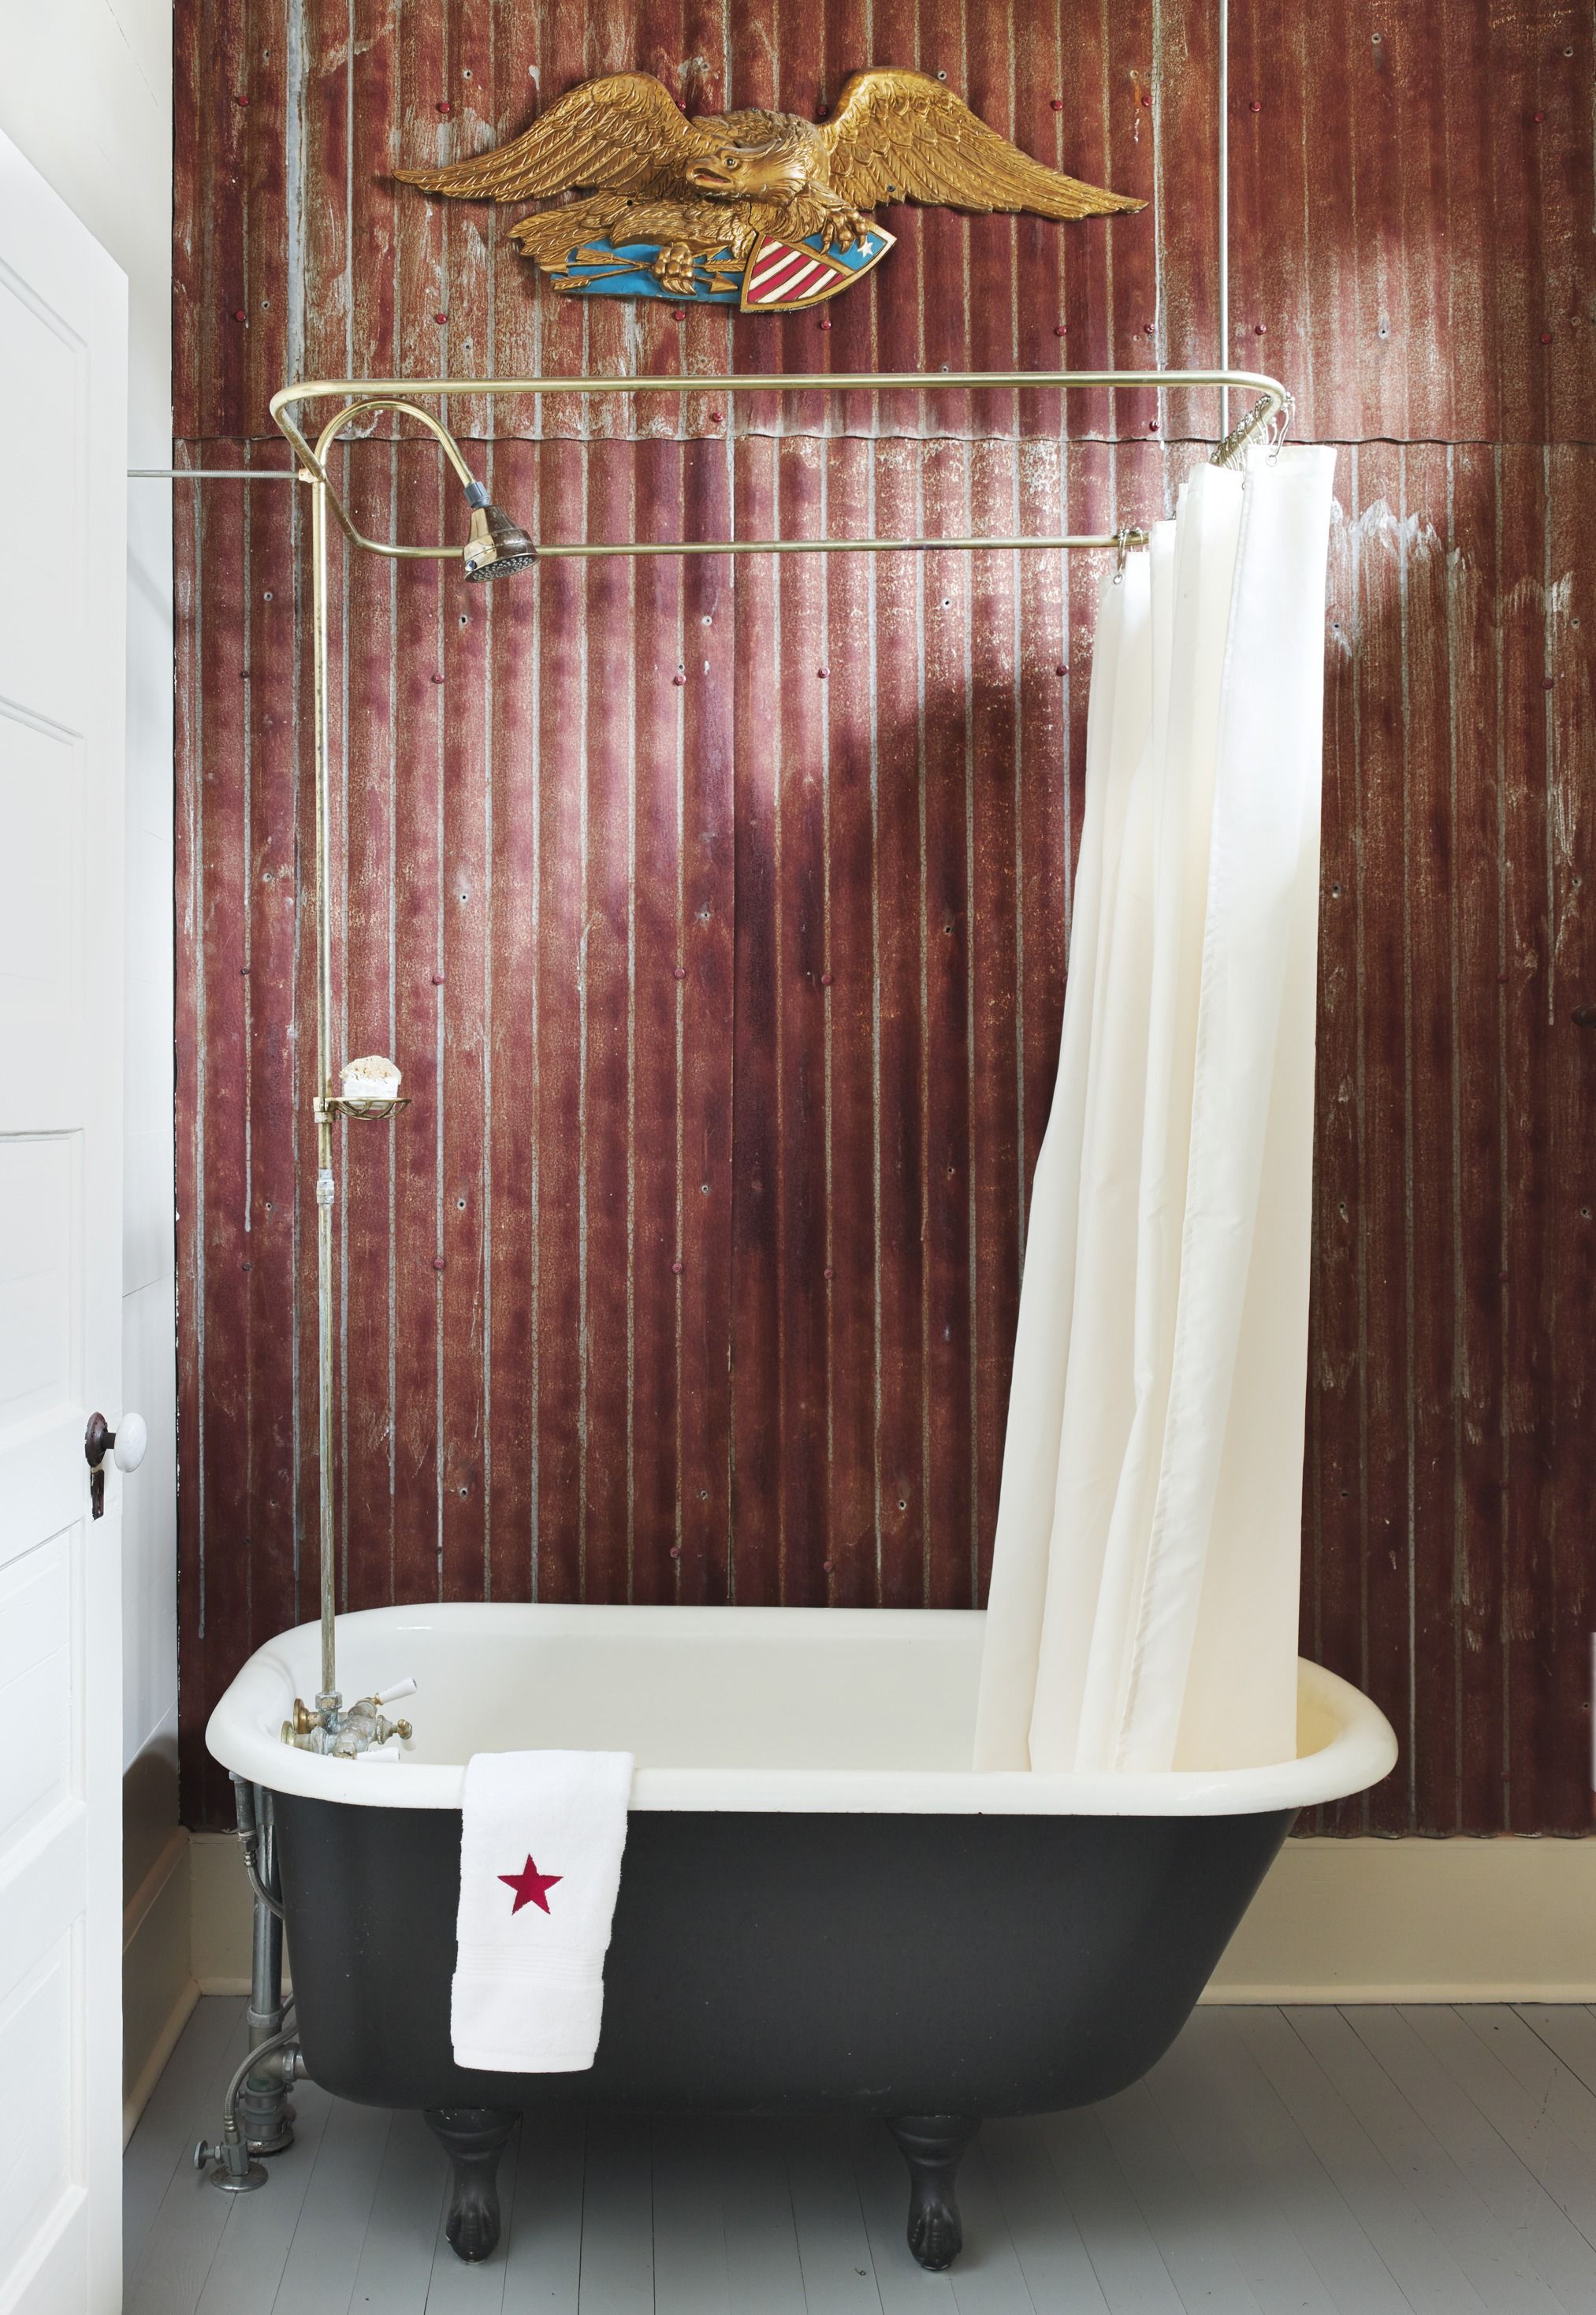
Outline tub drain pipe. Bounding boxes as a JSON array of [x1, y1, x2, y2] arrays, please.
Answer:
[[209, 1777, 302, 2172]]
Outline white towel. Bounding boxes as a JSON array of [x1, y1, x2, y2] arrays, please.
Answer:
[[451, 1749, 634, 2073]]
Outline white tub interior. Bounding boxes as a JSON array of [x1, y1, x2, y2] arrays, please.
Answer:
[[206, 1602, 1397, 1818]]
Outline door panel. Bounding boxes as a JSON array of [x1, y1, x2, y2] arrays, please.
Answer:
[[0, 127, 125, 2315]]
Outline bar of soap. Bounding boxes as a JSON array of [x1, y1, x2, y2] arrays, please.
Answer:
[[340, 1055, 401, 1104]]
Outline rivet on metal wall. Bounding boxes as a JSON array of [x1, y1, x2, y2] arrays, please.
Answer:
[[432, 973, 445, 985], [672, 1260, 684, 1275], [820, 971, 834, 986], [431, 672, 445, 684], [433, 1257, 445, 1273], [1055, 663, 1068, 677], [1249, 98, 1262, 111], [1050, 97, 1065, 110], [672, 671, 686, 684], [672, 965, 686, 980], [1054, 323, 1067, 337]]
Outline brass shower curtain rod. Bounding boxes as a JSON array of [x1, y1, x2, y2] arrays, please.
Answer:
[[137, 368, 1291, 565]]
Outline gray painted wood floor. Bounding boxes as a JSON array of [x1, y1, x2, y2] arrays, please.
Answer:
[[125, 1997, 1596, 2313]]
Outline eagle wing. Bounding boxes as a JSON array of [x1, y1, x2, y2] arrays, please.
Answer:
[[396, 71, 719, 204], [820, 69, 1144, 219]]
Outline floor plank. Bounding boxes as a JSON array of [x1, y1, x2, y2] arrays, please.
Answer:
[[650, 2117, 731, 2315], [787, 2118, 885, 2315], [124, 1997, 247, 2283], [1174, 2011, 1414, 2314], [1346, 2008, 1596, 2313], [981, 2117, 1111, 2315], [571, 2116, 653, 2315], [1094, 2079, 1270, 2314], [125, 2004, 258, 2315], [1036, 2108, 1185, 2313], [1141, 2028, 1342, 2313], [1230, 2006, 1491, 2315], [1286, 2007, 1563, 2315], [500, 2113, 584, 2314], [1406, 2010, 1596, 2261], [712, 2117, 808, 2315], [346, 2108, 448, 2315], [270, 2098, 392, 2315]]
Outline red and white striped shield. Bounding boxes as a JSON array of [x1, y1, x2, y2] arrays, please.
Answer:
[[738, 225, 895, 312]]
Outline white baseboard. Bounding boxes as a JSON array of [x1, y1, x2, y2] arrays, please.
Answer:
[[123, 1826, 199, 2141], [188, 1825, 1596, 2005], [1206, 1835, 1596, 2001]]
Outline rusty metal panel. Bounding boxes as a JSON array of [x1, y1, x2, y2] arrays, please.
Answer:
[[177, 0, 1596, 1829]]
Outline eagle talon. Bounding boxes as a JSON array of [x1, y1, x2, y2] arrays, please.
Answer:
[[652, 241, 699, 296]]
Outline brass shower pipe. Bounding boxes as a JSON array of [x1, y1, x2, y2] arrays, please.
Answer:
[[191, 365, 1290, 1741]]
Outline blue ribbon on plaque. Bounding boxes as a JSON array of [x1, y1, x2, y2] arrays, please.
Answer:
[[560, 225, 895, 310]]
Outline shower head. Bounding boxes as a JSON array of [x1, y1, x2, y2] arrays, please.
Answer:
[[461, 481, 537, 581]]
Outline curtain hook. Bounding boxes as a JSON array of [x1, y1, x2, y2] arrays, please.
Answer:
[[1114, 525, 1132, 584], [1269, 393, 1296, 463]]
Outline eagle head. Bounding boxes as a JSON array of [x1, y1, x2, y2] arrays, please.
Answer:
[[680, 110, 823, 206]]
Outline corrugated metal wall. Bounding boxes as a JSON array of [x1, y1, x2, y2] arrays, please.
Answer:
[[174, 0, 1594, 1831]]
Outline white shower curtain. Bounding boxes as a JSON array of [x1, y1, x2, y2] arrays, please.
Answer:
[[974, 445, 1336, 1777]]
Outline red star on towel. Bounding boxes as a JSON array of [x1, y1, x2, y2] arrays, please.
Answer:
[[499, 1854, 563, 1915]]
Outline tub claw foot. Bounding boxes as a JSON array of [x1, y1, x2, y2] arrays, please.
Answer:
[[887, 2115, 979, 2271], [424, 2106, 518, 2261]]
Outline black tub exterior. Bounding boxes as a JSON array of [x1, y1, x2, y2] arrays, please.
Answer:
[[273, 1796, 1289, 2116]]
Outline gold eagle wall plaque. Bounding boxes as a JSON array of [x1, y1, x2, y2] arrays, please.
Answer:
[[396, 69, 1143, 310]]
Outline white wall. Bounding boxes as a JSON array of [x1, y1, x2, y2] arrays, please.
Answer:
[[0, 1, 177, 1781]]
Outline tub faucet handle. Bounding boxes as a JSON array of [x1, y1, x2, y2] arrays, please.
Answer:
[[376, 1677, 417, 1705]]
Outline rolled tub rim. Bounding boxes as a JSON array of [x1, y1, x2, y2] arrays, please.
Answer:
[[204, 1602, 1396, 1817]]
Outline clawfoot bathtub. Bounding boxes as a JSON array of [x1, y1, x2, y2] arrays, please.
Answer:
[[206, 1603, 1395, 2270]]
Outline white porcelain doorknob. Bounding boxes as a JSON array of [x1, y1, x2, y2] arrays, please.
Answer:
[[112, 1412, 148, 1472]]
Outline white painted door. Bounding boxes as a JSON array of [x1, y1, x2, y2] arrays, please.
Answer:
[[0, 130, 127, 2315]]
